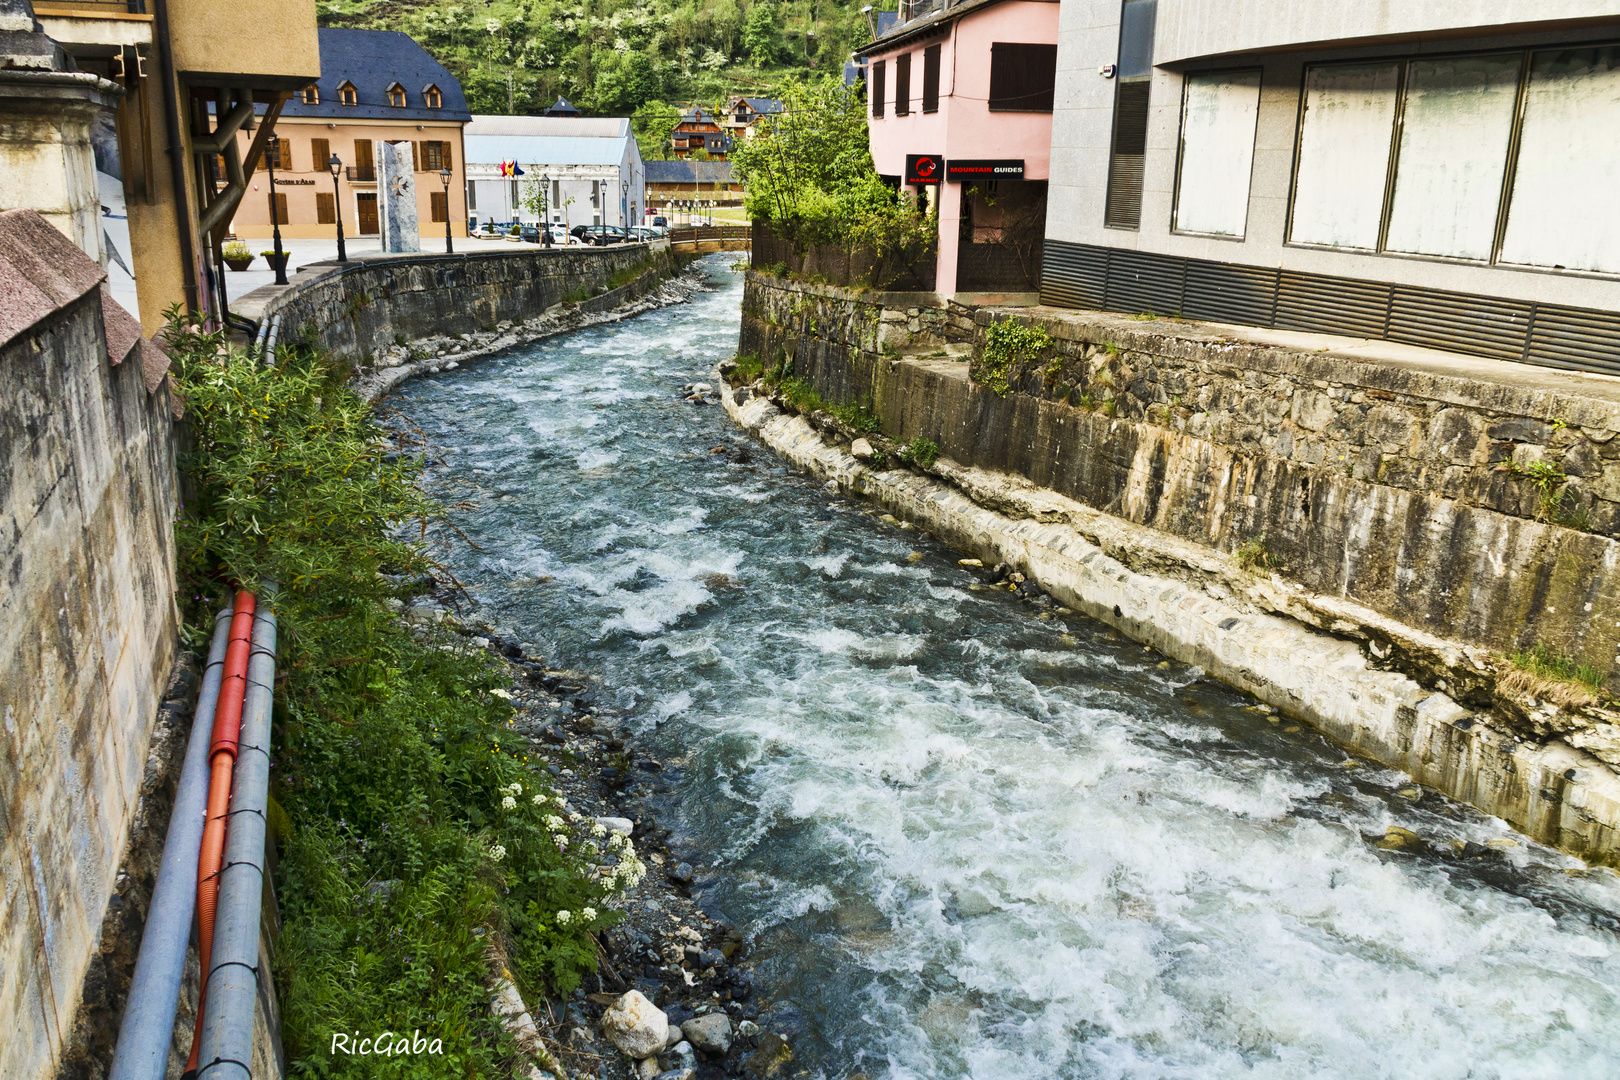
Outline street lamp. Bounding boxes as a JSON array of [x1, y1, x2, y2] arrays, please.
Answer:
[[540, 173, 551, 247], [328, 153, 347, 263], [439, 166, 453, 254], [620, 180, 628, 235], [267, 134, 288, 284]]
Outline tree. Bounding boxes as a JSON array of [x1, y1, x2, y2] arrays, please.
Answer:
[[632, 100, 683, 161], [743, 1, 784, 66], [731, 74, 933, 259], [592, 50, 666, 114]]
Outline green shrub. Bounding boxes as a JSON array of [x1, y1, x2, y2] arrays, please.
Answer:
[[164, 312, 643, 1076], [829, 400, 882, 433], [897, 435, 940, 469], [974, 319, 1054, 397], [1234, 536, 1276, 573]]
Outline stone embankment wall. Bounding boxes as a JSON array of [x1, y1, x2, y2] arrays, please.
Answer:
[[735, 269, 1620, 862], [740, 272, 1620, 684], [0, 213, 180, 1080], [240, 243, 674, 364]]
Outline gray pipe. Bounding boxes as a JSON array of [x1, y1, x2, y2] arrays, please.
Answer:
[[108, 608, 234, 1080], [263, 314, 281, 366], [195, 606, 278, 1079]]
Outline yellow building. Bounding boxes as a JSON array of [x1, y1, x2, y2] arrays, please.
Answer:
[[226, 28, 470, 242], [31, 0, 322, 333]]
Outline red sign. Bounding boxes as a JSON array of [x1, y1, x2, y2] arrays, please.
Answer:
[[945, 159, 1026, 182], [905, 153, 943, 185]]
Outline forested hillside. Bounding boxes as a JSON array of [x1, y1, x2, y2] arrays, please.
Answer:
[[316, 0, 883, 157]]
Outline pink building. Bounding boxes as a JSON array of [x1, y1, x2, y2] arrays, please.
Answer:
[[857, 0, 1059, 297]]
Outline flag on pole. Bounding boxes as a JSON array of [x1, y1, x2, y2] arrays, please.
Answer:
[[499, 160, 526, 177]]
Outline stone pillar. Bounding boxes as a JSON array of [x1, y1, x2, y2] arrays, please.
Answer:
[[0, 0, 122, 264], [375, 139, 419, 254]]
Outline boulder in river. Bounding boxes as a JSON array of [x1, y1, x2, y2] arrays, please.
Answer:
[[851, 438, 875, 462], [682, 1013, 732, 1055], [600, 990, 669, 1059], [744, 1033, 793, 1078]]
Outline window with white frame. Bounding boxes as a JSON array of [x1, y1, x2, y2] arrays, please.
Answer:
[[1289, 45, 1620, 275], [1173, 70, 1262, 238]]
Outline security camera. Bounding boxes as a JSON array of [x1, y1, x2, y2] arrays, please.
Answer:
[[1099, 63, 1117, 78]]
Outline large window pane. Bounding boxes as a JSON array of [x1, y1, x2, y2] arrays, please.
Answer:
[[1385, 55, 1520, 261], [1500, 47, 1620, 274], [1289, 64, 1399, 250], [1173, 71, 1261, 237]]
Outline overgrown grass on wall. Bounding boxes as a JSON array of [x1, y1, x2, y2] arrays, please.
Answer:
[[165, 315, 643, 1077]]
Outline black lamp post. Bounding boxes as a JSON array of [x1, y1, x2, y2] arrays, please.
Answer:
[[540, 173, 551, 247], [267, 134, 288, 284], [328, 153, 347, 263], [440, 166, 454, 254]]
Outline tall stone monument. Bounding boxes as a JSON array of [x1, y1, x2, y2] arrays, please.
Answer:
[[375, 139, 419, 254]]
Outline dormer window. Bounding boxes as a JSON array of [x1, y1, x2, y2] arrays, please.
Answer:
[[423, 84, 442, 108], [386, 82, 406, 107], [302, 84, 319, 105], [338, 80, 358, 106]]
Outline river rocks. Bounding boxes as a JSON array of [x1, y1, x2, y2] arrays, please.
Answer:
[[596, 815, 634, 836], [667, 1040, 697, 1071], [1375, 826, 1420, 850], [958, 558, 984, 568], [851, 438, 875, 462], [671, 861, 694, 884], [718, 358, 739, 378], [744, 1033, 793, 1078], [682, 1012, 732, 1054], [636, 1058, 662, 1080], [600, 990, 669, 1059]]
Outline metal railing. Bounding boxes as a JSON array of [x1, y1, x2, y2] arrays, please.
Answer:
[[345, 165, 375, 182]]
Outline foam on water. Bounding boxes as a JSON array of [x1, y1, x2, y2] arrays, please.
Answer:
[[399, 257, 1620, 1079]]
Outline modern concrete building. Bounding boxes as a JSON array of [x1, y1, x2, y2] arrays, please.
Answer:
[[463, 115, 644, 231], [1043, 0, 1620, 371], [226, 28, 471, 243], [856, 0, 1061, 295]]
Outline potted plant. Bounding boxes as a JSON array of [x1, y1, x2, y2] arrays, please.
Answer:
[[261, 250, 289, 274], [222, 241, 254, 271], [505, 223, 522, 242]]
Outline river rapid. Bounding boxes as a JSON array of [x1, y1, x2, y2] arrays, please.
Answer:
[[397, 257, 1620, 1080]]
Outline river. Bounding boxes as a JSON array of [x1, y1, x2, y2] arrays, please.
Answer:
[[397, 256, 1620, 1079]]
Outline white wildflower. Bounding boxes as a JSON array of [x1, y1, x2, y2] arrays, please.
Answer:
[[582, 906, 597, 921], [484, 17, 502, 33], [556, 909, 571, 924], [608, 833, 624, 849], [591, 822, 607, 837], [489, 844, 507, 862], [553, 795, 567, 808], [543, 815, 567, 832], [490, 688, 512, 700], [556, 836, 569, 851], [501, 796, 517, 811], [532, 792, 546, 805]]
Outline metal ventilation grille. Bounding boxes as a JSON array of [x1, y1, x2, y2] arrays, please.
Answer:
[[1389, 287, 1531, 363], [1105, 247, 1184, 315], [1275, 271, 1390, 338], [1527, 304, 1620, 376], [1040, 241, 1106, 308], [1182, 261, 1280, 327], [1104, 81, 1150, 230], [1037, 242, 1620, 375]]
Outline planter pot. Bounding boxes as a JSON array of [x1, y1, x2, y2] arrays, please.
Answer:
[[224, 257, 254, 271], [261, 253, 289, 273]]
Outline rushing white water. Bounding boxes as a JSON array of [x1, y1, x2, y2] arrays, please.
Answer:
[[399, 257, 1620, 1079]]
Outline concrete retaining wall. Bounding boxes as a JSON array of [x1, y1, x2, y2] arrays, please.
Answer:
[[0, 284, 179, 1080]]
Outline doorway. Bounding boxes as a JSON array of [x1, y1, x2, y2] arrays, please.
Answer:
[[357, 193, 378, 235]]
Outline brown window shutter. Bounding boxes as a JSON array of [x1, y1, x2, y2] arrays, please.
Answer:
[[312, 137, 330, 171], [430, 191, 448, 222], [411, 141, 421, 171], [922, 44, 941, 113], [872, 61, 885, 118], [895, 53, 911, 116], [316, 191, 335, 224], [988, 43, 1058, 111], [441, 141, 452, 170]]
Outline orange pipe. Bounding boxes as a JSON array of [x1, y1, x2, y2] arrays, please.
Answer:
[[184, 591, 255, 1078]]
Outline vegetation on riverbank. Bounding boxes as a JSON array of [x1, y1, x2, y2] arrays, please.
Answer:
[[165, 318, 642, 1076]]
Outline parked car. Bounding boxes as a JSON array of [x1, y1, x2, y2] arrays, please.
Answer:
[[519, 223, 542, 244], [578, 225, 629, 246], [651, 215, 668, 227]]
